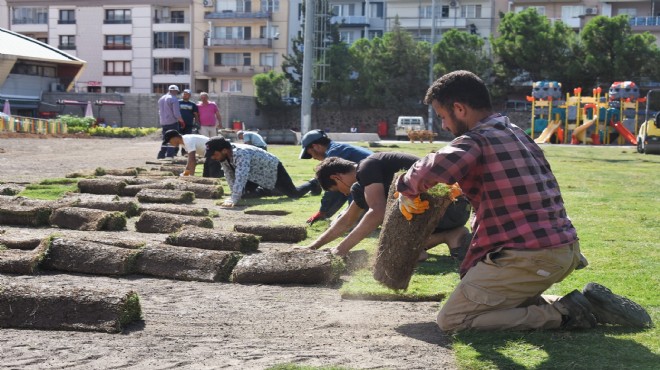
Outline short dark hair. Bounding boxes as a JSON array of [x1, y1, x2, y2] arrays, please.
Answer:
[[314, 157, 356, 191], [311, 136, 331, 147], [424, 70, 492, 111]]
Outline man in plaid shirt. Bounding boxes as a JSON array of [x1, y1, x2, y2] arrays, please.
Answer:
[[396, 71, 651, 332]]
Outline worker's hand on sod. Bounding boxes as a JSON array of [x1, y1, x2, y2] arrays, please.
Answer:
[[220, 200, 235, 208], [394, 191, 430, 221], [306, 211, 326, 225], [331, 245, 350, 257], [181, 170, 192, 176]]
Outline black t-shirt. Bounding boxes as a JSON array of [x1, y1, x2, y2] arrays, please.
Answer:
[[179, 99, 199, 125], [351, 152, 420, 209]]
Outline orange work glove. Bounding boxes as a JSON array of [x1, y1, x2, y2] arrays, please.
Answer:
[[394, 191, 429, 221], [181, 170, 192, 176], [448, 183, 463, 201]]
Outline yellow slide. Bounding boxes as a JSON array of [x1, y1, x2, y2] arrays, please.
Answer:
[[572, 117, 597, 144], [534, 120, 562, 144]]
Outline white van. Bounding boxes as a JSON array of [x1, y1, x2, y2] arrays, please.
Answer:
[[395, 116, 425, 138]]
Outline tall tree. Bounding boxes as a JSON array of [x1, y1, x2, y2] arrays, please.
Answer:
[[433, 29, 489, 79], [253, 70, 288, 108]]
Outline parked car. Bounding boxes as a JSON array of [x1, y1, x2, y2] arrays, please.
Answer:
[[282, 97, 301, 106]]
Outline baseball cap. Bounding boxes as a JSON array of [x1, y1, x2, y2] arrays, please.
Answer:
[[299, 129, 327, 159], [236, 130, 244, 136], [168, 85, 180, 92], [183, 89, 191, 94], [162, 129, 182, 145], [205, 136, 232, 158]]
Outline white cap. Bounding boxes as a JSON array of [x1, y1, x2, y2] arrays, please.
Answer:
[[168, 85, 180, 92]]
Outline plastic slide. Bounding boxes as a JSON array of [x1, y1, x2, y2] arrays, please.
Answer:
[[611, 121, 638, 145], [534, 120, 563, 143], [571, 117, 597, 144]]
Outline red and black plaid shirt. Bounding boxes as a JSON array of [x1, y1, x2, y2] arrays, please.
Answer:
[[397, 114, 578, 277]]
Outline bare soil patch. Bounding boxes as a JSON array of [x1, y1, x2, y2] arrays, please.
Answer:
[[0, 135, 456, 369]]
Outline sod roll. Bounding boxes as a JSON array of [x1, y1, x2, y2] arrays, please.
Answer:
[[138, 203, 210, 217], [177, 176, 220, 185], [0, 204, 51, 227], [233, 224, 307, 243], [135, 211, 213, 233], [166, 225, 259, 252], [0, 184, 24, 196], [0, 235, 42, 250], [0, 283, 142, 333], [135, 189, 195, 204], [68, 198, 140, 217], [159, 165, 187, 176], [49, 207, 127, 231], [243, 209, 291, 216], [373, 183, 452, 290], [77, 178, 127, 195], [231, 250, 343, 285], [128, 181, 223, 199], [0, 238, 50, 274], [94, 167, 140, 177], [134, 244, 240, 282], [42, 238, 140, 276]]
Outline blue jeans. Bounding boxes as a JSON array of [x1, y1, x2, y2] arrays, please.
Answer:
[[157, 123, 179, 158]]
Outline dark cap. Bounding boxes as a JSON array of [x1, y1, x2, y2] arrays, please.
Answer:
[[205, 136, 232, 158], [162, 129, 182, 145], [299, 129, 328, 159]]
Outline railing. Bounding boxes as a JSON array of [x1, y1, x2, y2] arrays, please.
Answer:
[[103, 19, 132, 24], [203, 65, 273, 75], [153, 70, 189, 75], [154, 42, 188, 49], [104, 45, 132, 50], [58, 44, 76, 50], [330, 16, 368, 25], [57, 19, 76, 25], [205, 11, 270, 20], [153, 17, 188, 24], [11, 18, 47, 24], [0, 115, 66, 134], [207, 38, 272, 47], [629, 16, 660, 27], [103, 72, 132, 76]]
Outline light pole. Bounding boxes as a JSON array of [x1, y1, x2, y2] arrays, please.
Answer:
[[427, 0, 437, 131]]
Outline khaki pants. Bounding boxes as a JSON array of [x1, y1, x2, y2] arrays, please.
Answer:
[[199, 125, 218, 138], [438, 242, 582, 332]]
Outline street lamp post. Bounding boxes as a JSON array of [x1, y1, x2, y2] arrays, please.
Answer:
[[427, 0, 437, 131]]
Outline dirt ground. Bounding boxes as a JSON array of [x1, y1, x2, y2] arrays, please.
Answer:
[[0, 135, 456, 370]]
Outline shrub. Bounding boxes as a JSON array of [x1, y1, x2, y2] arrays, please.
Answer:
[[59, 115, 95, 133], [87, 127, 158, 138]]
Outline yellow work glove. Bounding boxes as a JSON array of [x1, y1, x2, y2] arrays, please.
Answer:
[[394, 191, 430, 221], [448, 182, 463, 201]]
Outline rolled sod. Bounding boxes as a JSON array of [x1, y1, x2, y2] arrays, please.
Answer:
[[42, 238, 141, 276], [0, 204, 51, 227], [158, 165, 187, 176], [127, 181, 223, 199], [0, 235, 42, 250], [232, 224, 307, 243], [80, 237, 146, 250], [49, 207, 127, 231], [0, 238, 50, 274], [138, 203, 210, 217], [77, 178, 127, 195], [373, 183, 453, 290], [134, 244, 240, 282], [94, 167, 141, 177], [243, 209, 291, 216], [135, 189, 195, 204], [166, 225, 259, 252], [0, 283, 142, 333], [134, 211, 213, 233], [67, 198, 140, 217], [231, 250, 344, 285], [0, 184, 24, 196], [177, 176, 221, 185]]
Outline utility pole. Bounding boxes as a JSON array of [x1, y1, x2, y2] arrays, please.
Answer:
[[301, 0, 315, 134], [427, 0, 437, 131]]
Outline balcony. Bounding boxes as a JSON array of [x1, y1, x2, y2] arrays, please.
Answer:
[[331, 16, 369, 27], [203, 65, 273, 77], [103, 19, 132, 24], [393, 17, 468, 30], [104, 45, 132, 50], [154, 16, 188, 24], [629, 16, 660, 31], [205, 11, 271, 20], [206, 38, 272, 48], [58, 44, 76, 50], [11, 18, 47, 25], [58, 19, 76, 25]]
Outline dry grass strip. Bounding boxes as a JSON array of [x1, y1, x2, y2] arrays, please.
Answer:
[[233, 224, 307, 243], [134, 244, 240, 282], [49, 207, 127, 231], [135, 211, 213, 233], [231, 250, 344, 285], [77, 178, 127, 195], [0, 237, 50, 274], [0, 283, 142, 333], [42, 238, 140, 276], [0, 204, 51, 227], [135, 188, 195, 204], [166, 225, 259, 252]]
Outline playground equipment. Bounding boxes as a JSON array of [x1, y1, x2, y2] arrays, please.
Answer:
[[534, 120, 563, 144], [528, 81, 566, 141], [636, 89, 660, 155]]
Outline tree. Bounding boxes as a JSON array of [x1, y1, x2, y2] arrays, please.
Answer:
[[253, 70, 288, 108], [433, 29, 490, 79]]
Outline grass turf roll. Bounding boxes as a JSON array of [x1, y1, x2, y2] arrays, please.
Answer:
[[42, 238, 141, 276], [128, 181, 223, 199], [243, 209, 291, 216], [67, 198, 140, 217], [94, 167, 140, 177], [0, 237, 50, 274], [138, 203, 210, 217], [135, 189, 195, 204], [0, 235, 43, 250], [0, 283, 142, 333], [77, 178, 127, 195], [166, 225, 259, 252], [135, 211, 213, 233], [134, 244, 240, 282], [49, 207, 127, 231], [0, 204, 51, 227], [373, 183, 453, 290], [232, 224, 307, 243], [231, 250, 344, 285]]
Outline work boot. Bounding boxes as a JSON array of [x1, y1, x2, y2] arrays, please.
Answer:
[[582, 283, 653, 328], [558, 290, 597, 330], [309, 178, 322, 196]]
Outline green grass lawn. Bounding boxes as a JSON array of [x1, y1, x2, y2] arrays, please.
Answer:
[[18, 142, 660, 369]]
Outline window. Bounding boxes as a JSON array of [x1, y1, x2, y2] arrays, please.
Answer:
[[105, 9, 131, 24], [561, 6, 582, 19], [105, 35, 132, 50], [12, 7, 47, 24], [368, 30, 383, 39], [59, 35, 76, 50], [10, 62, 56, 77], [215, 53, 242, 66], [104, 61, 132, 76], [153, 83, 189, 94], [153, 58, 190, 75], [261, 0, 280, 12], [516, 6, 545, 16], [221, 79, 242, 93], [59, 9, 75, 24], [214, 26, 249, 40], [332, 4, 355, 17], [260, 53, 276, 67], [260, 25, 278, 38], [461, 5, 482, 18], [618, 8, 637, 17], [171, 10, 185, 23], [106, 86, 130, 93], [340, 32, 353, 44], [243, 53, 251, 66], [369, 3, 384, 18], [154, 32, 188, 48]]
